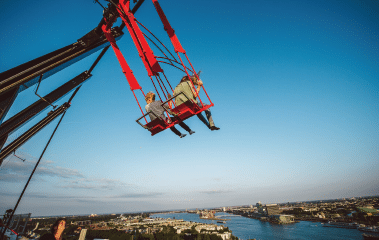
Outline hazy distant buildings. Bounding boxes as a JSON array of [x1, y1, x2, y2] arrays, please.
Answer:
[[271, 215, 295, 224], [256, 202, 265, 214], [266, 204, 281, 216], [199, 210, 215, 219], [252, 202, 294, 224], [73, 220, 91, 226]]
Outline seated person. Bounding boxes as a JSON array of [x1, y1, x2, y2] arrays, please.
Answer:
[[173, 75, 220, 131], [40, 218, 66, 240], [145, 92, 195, 138]]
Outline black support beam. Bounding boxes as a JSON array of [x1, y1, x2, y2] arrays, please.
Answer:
[[0, 102, 70, 165], [0, 87, 19, 123], [0, 71, 91, 149], [0, 28, 123, 96], [0, 0, 147, 166]]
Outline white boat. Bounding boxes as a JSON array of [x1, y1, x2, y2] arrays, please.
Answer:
[[359, 226, 379, 233], [322, 221, 359, 229]]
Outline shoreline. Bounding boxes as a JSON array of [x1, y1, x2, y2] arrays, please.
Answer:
[[200, 217, 230, 221]]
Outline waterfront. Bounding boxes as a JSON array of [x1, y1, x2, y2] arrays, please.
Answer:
[[151, 212, 364, 240]]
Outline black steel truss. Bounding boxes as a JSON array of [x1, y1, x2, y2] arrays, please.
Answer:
[[0, 102, 70, 165], [0, 0, 145, 166], [0, 28, 123, 97], [0, 71, 92, 149]]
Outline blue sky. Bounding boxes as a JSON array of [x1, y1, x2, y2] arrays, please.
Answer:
[[0, 0, 378, 217]]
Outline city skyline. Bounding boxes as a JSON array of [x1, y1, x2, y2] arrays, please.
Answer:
[[1, 0, 378, 216], [27, 195, 379, 218]]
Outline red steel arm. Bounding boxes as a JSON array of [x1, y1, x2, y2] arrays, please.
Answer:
[[152, 0, 185, 53], [101, 19, 142, 91], [118, 0, 163, 76]]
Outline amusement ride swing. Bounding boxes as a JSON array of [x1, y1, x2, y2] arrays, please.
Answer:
[[101, 0, 215, 136], [0, 0, 216, 237]]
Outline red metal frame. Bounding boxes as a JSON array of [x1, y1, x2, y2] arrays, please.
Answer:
[[151, 0, 213, 106], [101, 19, 142, 91], [134, 0, 218, 135], [101, 15, 147, 123], [100, 0, 216, 135], [143, 99, 214, 136], [118, 0, 163, 77], [151, 0, 185, 53]]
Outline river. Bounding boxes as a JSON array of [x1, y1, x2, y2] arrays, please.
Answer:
[[151, 212, 364, 240]]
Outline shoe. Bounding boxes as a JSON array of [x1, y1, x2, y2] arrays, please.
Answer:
[[210, 126, 220, 131], [189, 130, 195, 135], [180, 134, 187, 138]]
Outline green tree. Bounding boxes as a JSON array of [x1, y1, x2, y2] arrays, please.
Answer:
[[202, 235, 211, 240], [191, 225, 199, 234], [210, 234, 222, 240]]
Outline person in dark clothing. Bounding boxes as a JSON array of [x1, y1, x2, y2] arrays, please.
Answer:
[[145, 92, 195, 138], [40, 218, 66, 240]]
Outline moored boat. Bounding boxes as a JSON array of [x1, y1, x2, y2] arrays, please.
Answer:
[[362, 233, 379, 240], [321, 221, 359, 229], [359, 226, 379, 233]]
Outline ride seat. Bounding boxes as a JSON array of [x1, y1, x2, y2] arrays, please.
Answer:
[[171, 100, 201, 120], [144, 117, 168, 136], [136, 92, 213, 136]]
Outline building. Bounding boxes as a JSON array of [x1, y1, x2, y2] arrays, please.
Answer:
[[271, 215, 295, 224], [256, 202, 265, 214], [73, 220, 91, 226], [199, 210, 215, 219], [265, 204, 281, 216]]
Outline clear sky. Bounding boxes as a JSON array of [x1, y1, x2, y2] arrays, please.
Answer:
[[0, 0, 378, 217]]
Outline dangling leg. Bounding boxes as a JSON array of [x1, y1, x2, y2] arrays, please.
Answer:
[[196, 102, 220, 130], [169, 117, 194, 135], [178, 122, 195, 135], [196, 112, 210, 129], [204, 108, 214, 127], [170, 126, 186, 138], [204, 108, 219, 130]]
